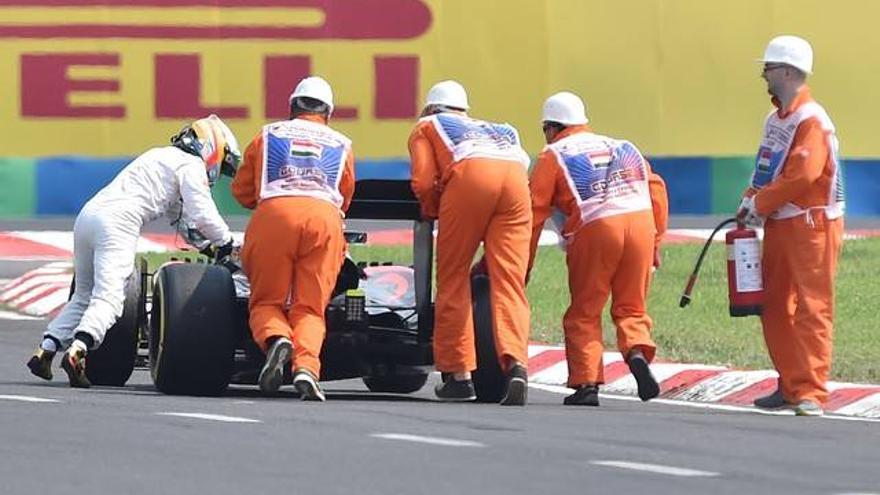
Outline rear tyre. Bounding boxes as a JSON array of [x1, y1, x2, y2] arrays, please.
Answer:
[[471, 274, 506, 403], [84, 267, 142, 386], [149, 263, 237, 396], [363, 368, 429, 394]]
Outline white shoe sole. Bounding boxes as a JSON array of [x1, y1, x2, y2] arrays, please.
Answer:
[[293, 373, 326, 402], [258, 339, 292, 394], [795, 407, 824, 417]]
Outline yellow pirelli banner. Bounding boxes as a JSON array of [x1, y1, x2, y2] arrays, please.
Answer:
[[0, 0, 877, 158]]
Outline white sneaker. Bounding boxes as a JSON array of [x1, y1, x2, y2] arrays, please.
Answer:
[[293, 369, 326, 402], [258, 338, 292, 395], [794, 400, 824, 417]]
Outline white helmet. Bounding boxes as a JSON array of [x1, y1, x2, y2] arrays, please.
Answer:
[[542, 91, 588, 126], [758, 35, 813, 74], [424, 80, 470, 110], [289, 76, 335, 114]]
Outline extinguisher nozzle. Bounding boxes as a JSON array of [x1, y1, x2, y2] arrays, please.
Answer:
[[679, 294, 692, 308]]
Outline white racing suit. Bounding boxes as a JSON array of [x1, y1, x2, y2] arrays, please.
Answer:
[[45, 146, 232, 350]]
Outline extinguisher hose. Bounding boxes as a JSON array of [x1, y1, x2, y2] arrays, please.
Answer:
[[679, 217, 738, 308]]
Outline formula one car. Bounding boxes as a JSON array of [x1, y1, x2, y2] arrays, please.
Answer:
[[87, 178, 507, 402]]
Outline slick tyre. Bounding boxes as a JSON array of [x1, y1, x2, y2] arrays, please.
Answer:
[[363, 369, 429, 394], [73, 267, 142, 387], [471, 274, 505, 403], [150, 263, 236, 396]]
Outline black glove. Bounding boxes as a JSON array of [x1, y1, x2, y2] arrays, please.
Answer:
[[199, 245, 216, 258], [214, 239, 234, 261]]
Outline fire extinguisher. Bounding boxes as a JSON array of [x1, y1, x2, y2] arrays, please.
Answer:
[[679, 218, 763, 317]]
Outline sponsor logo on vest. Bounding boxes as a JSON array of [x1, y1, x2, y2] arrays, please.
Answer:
[[757, 147, 772, 172], [588, 149, 613, 168], [290, 140, 322, 159]]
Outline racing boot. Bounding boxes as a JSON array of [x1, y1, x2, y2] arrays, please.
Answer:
[[26, 348, 55, 381], [60, 343, 91, 388], [293, 369, 326, 402], [627, 350, 659, 401], [258, 337, 292, 395], [499, 363, 528, 406]]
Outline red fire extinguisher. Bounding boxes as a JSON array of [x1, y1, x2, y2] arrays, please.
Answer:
[[679, 218, 763, 317]]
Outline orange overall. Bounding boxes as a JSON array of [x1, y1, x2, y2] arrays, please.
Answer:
[[409, 112, 532, 374], [528, 125, 668, 387], [745, 86, 844, 405], [232, 114, 355, 378]]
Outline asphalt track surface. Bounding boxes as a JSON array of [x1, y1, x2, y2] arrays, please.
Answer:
[[1, 256, 879, 495]]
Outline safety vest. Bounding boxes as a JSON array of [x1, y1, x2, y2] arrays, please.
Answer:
[[751, 102, 844, 220], [425, 113, 530, 168], [259, 119, 352, 208], [546, 132, 652, 226]]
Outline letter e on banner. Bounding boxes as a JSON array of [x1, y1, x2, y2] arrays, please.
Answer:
[[21, 53, 125, 118], [154, 54, 248, 119]]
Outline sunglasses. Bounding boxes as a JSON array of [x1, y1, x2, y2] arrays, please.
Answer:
[[762, 64, 788, 74]]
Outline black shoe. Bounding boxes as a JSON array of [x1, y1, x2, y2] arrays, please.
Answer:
[[258, 338, 292, 395], [753, 388, 787, 409], [27, 348, 55, 381], [293, 369, 326, 402], [564, 385, 600, 406], [499, 364, 528, 406], [628, 354, 659, 401], [434, 375, 476, 402], [60, 345, 91, 388]]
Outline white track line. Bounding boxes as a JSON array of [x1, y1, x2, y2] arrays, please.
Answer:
[[371, 433, 485, 448], [591, 460, 719, 477], [0, 309, 42, 320], [528, 383, 880, 423], [156, 412, 261, 423], [0, 394, 60, 403]]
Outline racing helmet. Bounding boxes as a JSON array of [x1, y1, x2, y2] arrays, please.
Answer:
[[171, 114, 242, 185]]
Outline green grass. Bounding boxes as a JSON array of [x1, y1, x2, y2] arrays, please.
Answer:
[[350, 239, 880, 384]]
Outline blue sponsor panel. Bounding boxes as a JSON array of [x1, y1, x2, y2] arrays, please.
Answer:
[[842, 159, 880, 216], [648, 157, 712, 214], [31, 156, 411, 216], [21, 156, 880, 216], [354, 159, 411, 180], [36, 156, 130, 215]]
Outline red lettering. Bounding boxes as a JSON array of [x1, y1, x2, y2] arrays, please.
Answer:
[[333, 107, 358, 119], [374, 55, 418, 119], [0, 0, 433, 41], [261, 55, 357, 120], [20, 53, 124, 118], [264, 55, 311, 120], [154, 54, 248, 119]]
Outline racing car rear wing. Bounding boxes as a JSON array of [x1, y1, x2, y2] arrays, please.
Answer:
[[346, 179, 434, 344], [345, 179, 421, 220]]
